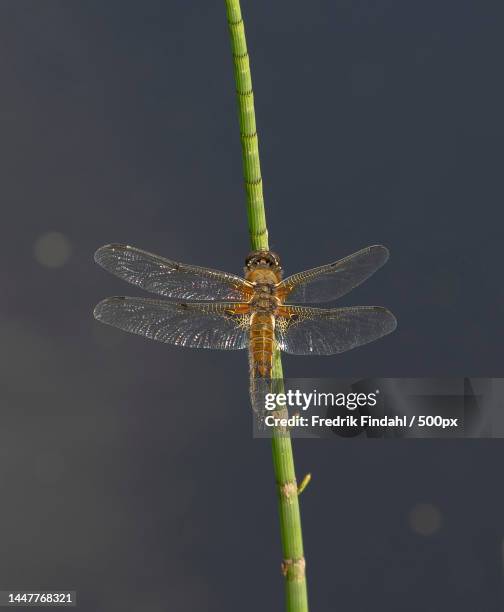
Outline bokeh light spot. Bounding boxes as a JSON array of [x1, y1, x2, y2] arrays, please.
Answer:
[[33, 231, 72, 268], [409, 502, 442, 536]]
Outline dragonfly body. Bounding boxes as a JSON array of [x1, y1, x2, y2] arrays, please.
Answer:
[[94, 243, 397, 410], [245, 250, 283, 378]]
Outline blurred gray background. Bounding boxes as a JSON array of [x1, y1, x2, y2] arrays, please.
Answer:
[[1, 1, 503, 610]]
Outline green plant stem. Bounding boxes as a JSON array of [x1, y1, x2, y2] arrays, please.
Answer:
[[224, 0, 268, 252], [225, 2, 309, 610]]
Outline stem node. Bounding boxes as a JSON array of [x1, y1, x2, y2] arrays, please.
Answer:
[[281, 556, 307, 581], [279, 480, 298, 502]]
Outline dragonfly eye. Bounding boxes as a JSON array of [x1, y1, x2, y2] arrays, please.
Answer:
[[245, 250, 282, 269]]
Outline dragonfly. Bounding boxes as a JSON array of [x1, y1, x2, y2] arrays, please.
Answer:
[[94, 243, 397, 410]]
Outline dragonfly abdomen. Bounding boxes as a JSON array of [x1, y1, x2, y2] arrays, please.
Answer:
[[249, 312, 275, 378]]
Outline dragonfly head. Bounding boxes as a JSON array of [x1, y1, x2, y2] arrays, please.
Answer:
[[244, 250, 283, 280]]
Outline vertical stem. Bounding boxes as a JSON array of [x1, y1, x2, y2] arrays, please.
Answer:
[[271, 353, 309, 611], [224, 2, 309, 611], [224, 0, 268, 251]]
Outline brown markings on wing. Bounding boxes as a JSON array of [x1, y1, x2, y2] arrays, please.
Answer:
[[224, 302, 252, 316], [234, 284, 255, 301], [275, 305, 300, 319], [275, 286, 291, 304]]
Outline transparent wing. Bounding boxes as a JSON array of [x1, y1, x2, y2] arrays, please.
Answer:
[[275, 305, 397, 355], [277, 245, 389, 304], [94, 297, 250, 349], [95, 244, 253, 302]]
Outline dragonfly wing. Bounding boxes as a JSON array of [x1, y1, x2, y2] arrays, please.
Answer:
[[278, 245, 389, 304], [94, 297, 250, 349], [95, 244, 253, 301], [275, 305, 396, 355]]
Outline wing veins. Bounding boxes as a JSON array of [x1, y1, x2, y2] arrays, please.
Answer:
[[278, 245, 389, 304], [94, 297, 250, 350], [275, 305, 397, 355], [95, 244, 252, 302]]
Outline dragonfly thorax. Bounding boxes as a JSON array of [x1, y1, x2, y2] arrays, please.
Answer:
[[249, 283, 281, 312]]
